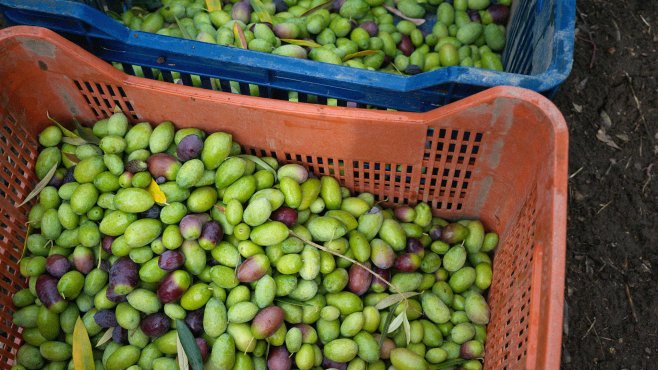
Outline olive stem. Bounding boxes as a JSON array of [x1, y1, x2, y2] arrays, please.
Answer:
[[289, 230, 401, 295]]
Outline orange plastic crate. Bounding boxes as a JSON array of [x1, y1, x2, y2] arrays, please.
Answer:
[[0, 26, 567, 370]]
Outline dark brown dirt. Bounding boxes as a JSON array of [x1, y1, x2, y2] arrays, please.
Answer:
[[554, 0, 658, 369]]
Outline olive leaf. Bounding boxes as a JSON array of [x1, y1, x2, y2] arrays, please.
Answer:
[[205, 0, 222, 12], [174, 15, 193, 40], [379, 303, 399, 349], [72, 317, 95, 370], [387, 311, 406, 333], [175, 319, 203, 370], [64, 152, 81, 164], [73, 118, 100, 145], [250, 0, 273, 24], [343, 50, 380, 62], [234, 23, 248, 49], [47, 111, 79, 138], [375, 292, 421, 310], [301, 0, 334, 16], [62, 136, 88, 145], [281, 39, 322, 48], [95, 327, 114, 348], [17, 163, 58, 207], [402, 311, 411, 346], [20, 223, 33, 261], [147, 179, 168, 205], [275, 297, 314, 307], [236, 154, 277, 181], [177, 332, 190, 370], [383, 5, 426, 25]]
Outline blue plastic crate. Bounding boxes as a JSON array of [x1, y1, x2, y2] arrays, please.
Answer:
[[0, 0, 575, 112]]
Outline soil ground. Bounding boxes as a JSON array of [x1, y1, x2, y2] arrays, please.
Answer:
[[554, 0, 657, 369]]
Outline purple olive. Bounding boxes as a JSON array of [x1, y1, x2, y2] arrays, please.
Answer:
[[199, 221, 223, 250], [232, 1, 252, 24], [109, 257, 139, 295], [185, 309, 204, 336], [322, 358, 347, 370], [155, 176, 167, 184], [404, 65, 423, 75], [113, 326, 128, 344], [273, 0, 288, 12], [62, 166, 75, 184], [270, 207, 298, 227], [332, 0, 346, 11], [36, 274, 66, 312], [267, 346, 292, 370], [94, 309, 118, 328], [147, 153, 181, 180], [348, 262, 372, 296], [398, 35, 414, 57], [468, 9, 481, 22], [48, 168, 65, 188], [196, 338, 209, 362], [99, 259, 111, 273], [141, 312, 171, 337], [359, 21, 378, 37], [429, 225, 443, 241], [106, 285, 127, 303], [488, 4, 510, 24], [140, 204, 161, 219], [72, 246, 94, 274], [158, 250, 185, 271], [176, 134, 204, 161], [45, 254, 71, 278], [406, 237, 425, 256], [125, 159, 147, 173], [102, 236, 114, 253], [179, 213, 210, 240]]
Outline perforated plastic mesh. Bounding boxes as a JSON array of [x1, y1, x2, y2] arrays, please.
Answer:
[[73, 80, 139, 120], [244, 126, 482, 211], [0, 113, 35, 367], [485, 187, 538, 369]]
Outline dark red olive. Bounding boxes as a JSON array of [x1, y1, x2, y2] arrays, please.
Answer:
[[267, 346, 292, 370], [397, 35, 414, 57], [158, 250, 185, 271], [359, 21, 378, 37], [102, 235, 114, 253], [196, 337, 209, 361], [270, 207, 298, 227], [141, 312, 171, 337]]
